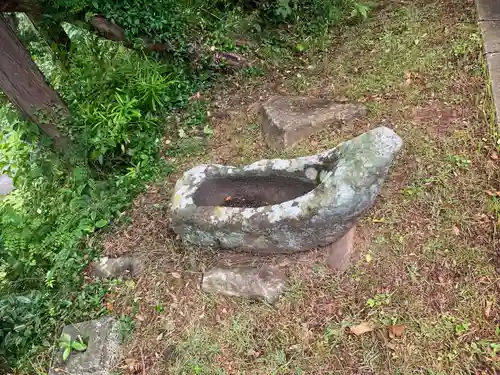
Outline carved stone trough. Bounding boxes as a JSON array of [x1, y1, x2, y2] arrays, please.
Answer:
[[170, 126, 403, 253]]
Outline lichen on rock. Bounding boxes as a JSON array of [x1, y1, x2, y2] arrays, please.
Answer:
[[170, 126, 403, 253]]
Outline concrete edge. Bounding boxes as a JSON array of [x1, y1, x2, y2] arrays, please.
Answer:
[[477, 0, 500, 123]]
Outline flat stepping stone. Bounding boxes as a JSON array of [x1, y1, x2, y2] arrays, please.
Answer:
[[202, 266, 287, 304], [259, 96, 366, 150], [49, 317, 120, 375]]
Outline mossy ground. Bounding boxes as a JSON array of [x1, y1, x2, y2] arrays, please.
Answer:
[[98, 1, 500, 374]]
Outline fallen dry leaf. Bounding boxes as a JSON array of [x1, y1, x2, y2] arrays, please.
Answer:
[[389, 324, 406, 338], [452, 225, 460, 236], [485, 300, 493, 318], [171, 272, 181, 279], [350, 322, 374, 336], [136, 314, 145, 322]]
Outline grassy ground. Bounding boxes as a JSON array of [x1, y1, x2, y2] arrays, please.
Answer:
[[97, 1, 500, 374]]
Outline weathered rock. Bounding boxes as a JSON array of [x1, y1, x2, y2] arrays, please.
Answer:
[[327, 225, 356, 272], [260, 96, 366, 150], [49, 317, 120, 375], [90, 256, 142, 278], [170, 126, 403, 253], [202, 266, 287, 304]]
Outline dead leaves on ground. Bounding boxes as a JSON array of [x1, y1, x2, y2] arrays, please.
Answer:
[[484, 300, 494, 319], [388, 324, 406, 339], [350, 322, 374, 336], [350, 322, 407, 340]]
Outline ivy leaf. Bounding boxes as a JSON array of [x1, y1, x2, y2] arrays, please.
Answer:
[[79, 218, 93, 233], [95, 219, 108, 229], [59, 333, 71, 345], [60, 333, 71, 343], [62, 346, 71, 361], [71, 341, 87, 352]]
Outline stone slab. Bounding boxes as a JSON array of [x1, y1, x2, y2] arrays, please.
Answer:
[[479, 20, 500, 53], [477, 0, 500, 20], [486, 52, 500, 123], [202, 266, 287, 304], [327, 225, 356, 272], [49, 317, 120, 375], [259, 96, 366, 150]]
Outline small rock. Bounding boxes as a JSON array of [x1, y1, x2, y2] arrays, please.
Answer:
[[49, 317, 120, 375], [327, 225, 356, 272], [0, 174, 13, 195], [259, 96, 366, 150], [201, 266, 287, 304], [90, 256, 142, 279]]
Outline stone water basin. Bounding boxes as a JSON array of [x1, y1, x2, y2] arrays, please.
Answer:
[[170, 126, 403, 253]]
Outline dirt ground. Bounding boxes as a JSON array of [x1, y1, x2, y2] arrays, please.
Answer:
[[100, 1, 500, 374]]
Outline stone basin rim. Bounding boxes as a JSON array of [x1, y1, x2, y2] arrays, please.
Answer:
[[170, 126, 403, 221], [172, 163, 335, 218]]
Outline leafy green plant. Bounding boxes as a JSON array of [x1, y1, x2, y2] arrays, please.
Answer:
[[350, 2, 371, 20], [118, 315, 135, 343], [366, 293, 391, 308], [454, 321, 470, 336], [448, 155, 471, 170], [58, 333, 88, 361], [0, 30, 192, 371]]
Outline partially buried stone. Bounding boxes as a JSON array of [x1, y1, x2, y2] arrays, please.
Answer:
[[260, 96, 366, 150], [201, 267, 287, 304], [90, 256, 142, 278], [49, 317, 120, 375], [327, 225, 356, 272]]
